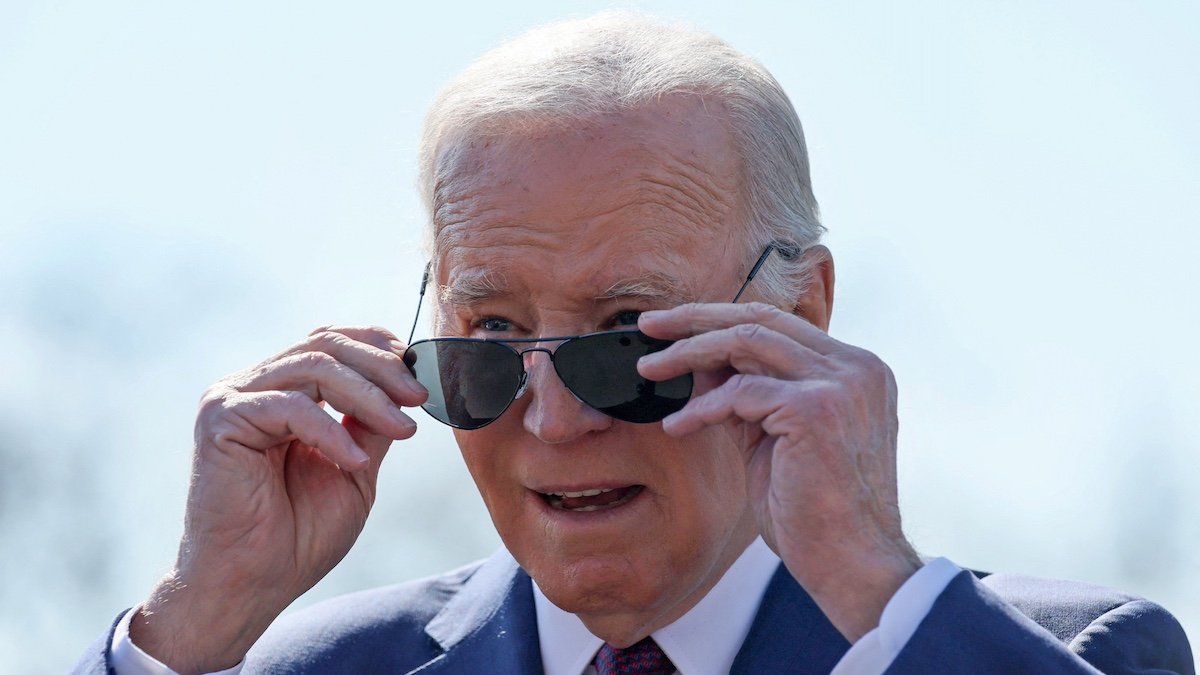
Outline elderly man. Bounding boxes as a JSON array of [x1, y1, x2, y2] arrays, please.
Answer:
[[75, 12, 1191, 675]]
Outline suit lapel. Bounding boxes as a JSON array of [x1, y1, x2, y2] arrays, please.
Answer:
[[410, 548, 543, 674], [731, 564, 850, 675], [411, 554, 848, 675]]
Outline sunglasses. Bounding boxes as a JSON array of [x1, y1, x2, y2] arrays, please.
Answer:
[[403, 244, 794, 430]]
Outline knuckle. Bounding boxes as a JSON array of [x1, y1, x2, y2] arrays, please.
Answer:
[[876, 358, 896, 384], [280, 389, 314, 412], [726, 372, 749, 395], [197, 386, 233, 419], [308, 330, 346, 349], [809, 390, 843, 424], [307, 324, 333, 336], [851, 347, 892, 385], [319, 410, 343, 438], [198, 384, 225, 407], [210, 428, 233, 449], [733, 322, 763, 343], [295, 350, 337, 370], [746, 302, 779, 322], [366, 325, 399, 341], [854, 345, 881, 365]]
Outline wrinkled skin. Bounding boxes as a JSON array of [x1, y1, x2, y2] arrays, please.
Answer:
[[431, 99, 759, 644], [432, 95, 919, 645], [131, 95, 918, 673]]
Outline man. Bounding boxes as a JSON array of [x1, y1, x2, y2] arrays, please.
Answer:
[[75, 12, 1192, 675]]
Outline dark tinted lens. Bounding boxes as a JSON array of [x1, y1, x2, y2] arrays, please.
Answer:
[[554, 330, 692, 423], [404, 340, 524, 429]]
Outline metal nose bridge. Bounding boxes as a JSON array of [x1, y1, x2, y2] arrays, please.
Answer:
[[516, 346, 556, 358], [512, 345, 564, 400]]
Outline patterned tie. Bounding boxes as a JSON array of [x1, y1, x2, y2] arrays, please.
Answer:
[[593, 637, 676, 675]]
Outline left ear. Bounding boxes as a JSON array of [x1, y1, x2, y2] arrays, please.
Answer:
[[791, 244, 835, 332]]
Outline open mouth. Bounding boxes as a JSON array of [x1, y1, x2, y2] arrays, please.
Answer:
[[536, 485, 644, 512]]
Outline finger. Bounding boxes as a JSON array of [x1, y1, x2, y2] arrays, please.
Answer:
[[293, 329, 427, 406], [242, 352, 418, 441], [661, 374, 798, 437], [343, 413, 395, 489], [638, 323, 824, 382], [639, 302, 842, 356], [215, 390, 370, 470], [308, 324, 404, 355]]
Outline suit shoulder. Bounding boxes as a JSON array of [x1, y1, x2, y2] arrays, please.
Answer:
[[979, 570, 1136, 641], [1069, 598, 1194, 672], [244, 560, 485, 673], [979, 571, 1192, 662]]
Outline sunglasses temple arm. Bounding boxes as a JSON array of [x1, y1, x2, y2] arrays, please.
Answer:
[[407, 262, 431, 346], [730, 245, 776, 303]]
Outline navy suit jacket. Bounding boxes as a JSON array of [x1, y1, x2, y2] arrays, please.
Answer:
[[75, 549, 1193, 674]]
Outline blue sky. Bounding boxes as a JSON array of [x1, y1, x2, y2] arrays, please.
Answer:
[[1, 1, 1197, 669]]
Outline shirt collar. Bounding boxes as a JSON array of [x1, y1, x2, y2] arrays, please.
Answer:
[[532, 537, 781, 675]]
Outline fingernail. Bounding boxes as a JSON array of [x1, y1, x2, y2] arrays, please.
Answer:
[[390, 406, 417, 431], [405, 378, 428, 398], [349, 444, 370, 467]]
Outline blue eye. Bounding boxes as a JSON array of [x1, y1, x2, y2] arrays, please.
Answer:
[[480, 317, 512, 332], [612, 310, 641, 327]]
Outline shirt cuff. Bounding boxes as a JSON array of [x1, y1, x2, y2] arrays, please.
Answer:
[[110, 608, 244, 675], [830, 557, 961, 675]]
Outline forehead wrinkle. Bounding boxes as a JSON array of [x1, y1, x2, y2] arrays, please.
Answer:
[[644, 145, 739, 221]]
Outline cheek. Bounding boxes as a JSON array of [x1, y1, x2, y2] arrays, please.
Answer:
[[454, 428, 515, 516], [684, 427, 747, 496], [656, 428, 749, 541]]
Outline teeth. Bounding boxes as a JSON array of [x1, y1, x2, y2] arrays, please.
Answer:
[[549, 488, 612, 498], [566, 489, 602, 498], [543, 485, 641, 513]]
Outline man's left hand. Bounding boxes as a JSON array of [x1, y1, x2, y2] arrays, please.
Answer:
[[638, 302, 923, 643]]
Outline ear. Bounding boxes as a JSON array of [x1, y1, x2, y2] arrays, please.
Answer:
[[792, 245, 835, 332]]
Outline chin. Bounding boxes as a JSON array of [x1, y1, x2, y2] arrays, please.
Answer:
[[531, 548, 669, 615]]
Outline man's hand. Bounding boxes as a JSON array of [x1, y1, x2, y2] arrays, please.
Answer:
[[638, 303, 921, 643], [130, 326, 427, 673]]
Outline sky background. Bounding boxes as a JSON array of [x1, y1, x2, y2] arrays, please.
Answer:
[[1, 1, 1197, 671]]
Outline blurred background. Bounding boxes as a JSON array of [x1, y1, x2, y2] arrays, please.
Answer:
[[1, 1, 1196, 671]]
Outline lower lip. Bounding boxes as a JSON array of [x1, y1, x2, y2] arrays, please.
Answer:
[[527, 486, 648, 527]]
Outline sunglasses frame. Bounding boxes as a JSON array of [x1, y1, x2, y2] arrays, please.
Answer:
[[403, 241, 799, 429], [404, 328, 683, 430]]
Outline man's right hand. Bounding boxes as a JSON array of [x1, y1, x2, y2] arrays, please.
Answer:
[[128, 326, 427, 674]]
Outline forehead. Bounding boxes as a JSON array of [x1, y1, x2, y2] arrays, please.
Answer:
[[431, 96, 746, 300]]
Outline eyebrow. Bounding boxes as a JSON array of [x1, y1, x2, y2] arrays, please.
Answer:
[[594, 272, 690, 305], [439, 269, 510, 306], [438, 269, 690, 307]]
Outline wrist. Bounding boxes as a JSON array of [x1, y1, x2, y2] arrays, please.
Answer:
[[783, 538, 922, 643], [130, 571, 287, 673]]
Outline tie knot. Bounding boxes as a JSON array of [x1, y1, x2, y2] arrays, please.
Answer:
[[593, 637, 675, 675]]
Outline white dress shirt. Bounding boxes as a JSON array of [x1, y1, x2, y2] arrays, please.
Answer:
[[111, 541, 961, 675]]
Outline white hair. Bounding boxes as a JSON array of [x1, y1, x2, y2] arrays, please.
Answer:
[[417, 11, 824, 305]]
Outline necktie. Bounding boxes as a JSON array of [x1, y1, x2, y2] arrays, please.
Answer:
[[593, 637, 676, 675]]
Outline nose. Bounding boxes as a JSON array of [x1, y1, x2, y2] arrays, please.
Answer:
[[518, 351, 612, 443]]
